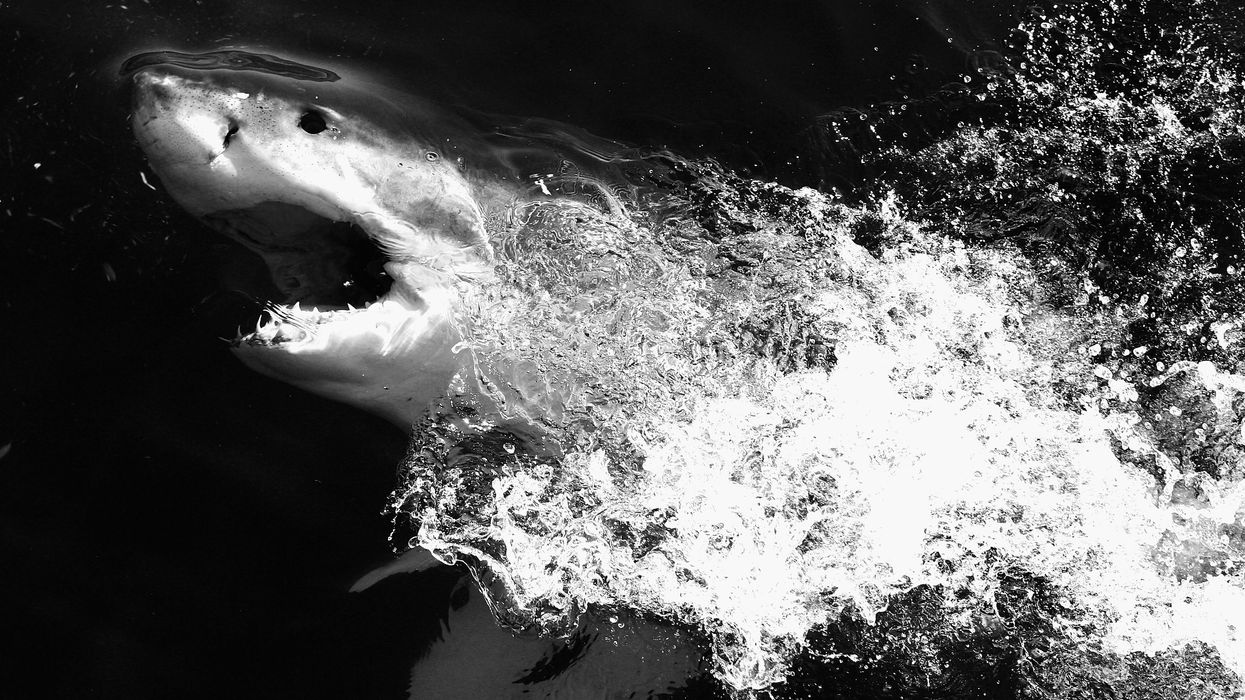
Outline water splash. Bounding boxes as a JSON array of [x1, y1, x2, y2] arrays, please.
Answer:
[[390, 1, 1245, 694]]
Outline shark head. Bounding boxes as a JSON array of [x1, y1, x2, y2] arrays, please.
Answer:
[[126, 50, 496, 427]]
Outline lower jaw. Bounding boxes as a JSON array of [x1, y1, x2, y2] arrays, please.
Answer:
[[196, 206, 471, 421], [235, 264, 457, 350], [231, 296, 463, 428], [234, 279, 428, 349]]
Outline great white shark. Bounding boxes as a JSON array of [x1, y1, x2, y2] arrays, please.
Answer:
[[124, 49, 699, 695], [125, 49, 630, 429]]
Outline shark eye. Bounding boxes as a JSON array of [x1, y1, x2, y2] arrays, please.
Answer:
[[298, 110, 328, 134], [425, 151, 439, 162]]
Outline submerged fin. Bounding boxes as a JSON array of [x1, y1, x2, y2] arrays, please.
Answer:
[[349, 546, 446, 592]]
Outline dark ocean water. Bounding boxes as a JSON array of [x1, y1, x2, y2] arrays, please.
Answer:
[[4, 1, 1244, 698]]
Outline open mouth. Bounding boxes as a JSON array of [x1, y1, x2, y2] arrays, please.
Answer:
[[208, 201, 427, 350]]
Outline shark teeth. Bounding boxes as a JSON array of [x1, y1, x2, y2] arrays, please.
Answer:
[[233, 295, 417, 347]]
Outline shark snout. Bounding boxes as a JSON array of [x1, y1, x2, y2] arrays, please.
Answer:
[[131, 72, 242, 164], [131, 69, 180, 109]]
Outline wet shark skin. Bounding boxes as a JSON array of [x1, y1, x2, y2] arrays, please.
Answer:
[[128, 56, 502, 428]]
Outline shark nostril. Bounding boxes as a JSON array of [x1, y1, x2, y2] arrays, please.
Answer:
[[222, 120, 239, 148]]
